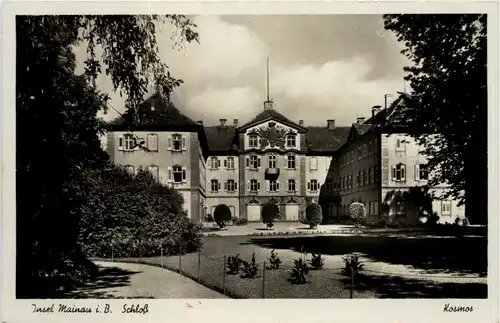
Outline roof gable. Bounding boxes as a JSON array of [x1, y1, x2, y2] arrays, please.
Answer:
[[238, 109, 306, 132]]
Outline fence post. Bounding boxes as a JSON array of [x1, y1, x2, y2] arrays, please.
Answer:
[[262, 261, 266, 299], [350, 267, 354, 299], [160, 242, 164, 268], [178, 244, 182, 273], [197, 250, 201, 282], [222, 254, 226, 295]]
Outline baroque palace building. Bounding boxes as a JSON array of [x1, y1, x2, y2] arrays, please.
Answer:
[[106, 92, 464, 226]]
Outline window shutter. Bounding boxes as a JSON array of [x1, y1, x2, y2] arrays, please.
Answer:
[[276, 181, 280, 191], [391, 166, 396, 181], [415, 165, 420, 181], [224, 181, 228, 191], [257, 181, 261, 191], [401, 165, 406, 181], [266, 180, 270, 192], [118, 135, 124, 151], [217, 159, 221, 168], [246, 157, 250, 168], [182, 166, 187, 183], [182, 137, 186, 151], [224, 160, 227, 168], [167, 137, 172, 150], [257, 157, 261, 168], [167, 167, 172, 183], [307, 181, 311, 191], [247, 180, 250, 191]]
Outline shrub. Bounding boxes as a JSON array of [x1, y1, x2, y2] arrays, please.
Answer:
[[206, 214, 214, 222], [342, 254, 364, 278], [306, 203, 323, 229], [262, 202, 279, 229], [298, 210, 308, 225], [214, 204, 232, 228], [267, 249, 282, 270], [241, 252, 259, 278], [289, 249, 310, 284], [235, 218, 248, 226], [308, 253, 324, 270], [226, 254, 241, 275], [231, 216, 239, 225], [78, 165, 203, 259], [349, 202, 366, 227]]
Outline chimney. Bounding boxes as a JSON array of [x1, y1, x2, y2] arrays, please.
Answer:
[[264, 100, 274, 111], [299, 120, 304, 127], [356, 117, 366, 124], [327, 119, 336, 130], [233, 119, 238, 128], [196, 120, 203, 125], [384, 94, 395, 109], [371, 105, 381, 117], [219, 118, 227, 127]]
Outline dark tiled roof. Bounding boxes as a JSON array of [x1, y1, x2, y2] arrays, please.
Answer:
[[238, 108, 304, 130], [107, 93, 198, 127], [354, 123, 373, 136], [305, 126, 351, 152], [204, 125, 238, 152]]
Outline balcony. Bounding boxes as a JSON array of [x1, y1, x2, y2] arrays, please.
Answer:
[[265, 168, 280, 180]]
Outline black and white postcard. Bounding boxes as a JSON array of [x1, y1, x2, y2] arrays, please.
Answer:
[[1, 1, 499, 323]]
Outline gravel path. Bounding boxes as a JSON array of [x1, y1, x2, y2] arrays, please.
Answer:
[[70, 261, 228, 299]]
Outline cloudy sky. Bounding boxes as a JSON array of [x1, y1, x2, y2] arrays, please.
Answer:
[[75, 15, 411, 127]]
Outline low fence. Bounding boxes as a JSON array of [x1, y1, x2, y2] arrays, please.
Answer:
[[93, 243, 486, 299]]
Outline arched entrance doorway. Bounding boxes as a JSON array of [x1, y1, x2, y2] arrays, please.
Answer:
[[246, 199, 260, 222], [285, 198, 299, 221]]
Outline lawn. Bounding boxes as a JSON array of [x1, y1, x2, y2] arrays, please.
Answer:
[[117, 232, 488, 299]]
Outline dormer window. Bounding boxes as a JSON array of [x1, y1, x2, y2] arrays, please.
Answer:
[[249, 134, 258, 148], [286, 134, 296, 147]]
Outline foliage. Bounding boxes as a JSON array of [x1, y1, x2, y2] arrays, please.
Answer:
[[214, 204, 232, 228], [240, 252, 259, 279], [262, 202, 279, 229], [308, 253, 325, 270], [77, 165, 203, 258], [298, 210, 308, 225], [231, 216, 239, 225], [305, 203, 323, 229], [16, 15, 198, 297], [342, 254, 365, 278], [226, 254, 241, 275], [289, 248, 310, 284], [206, 214, 214, 222], [235, 218, 248, 226], [349, 202, 366, 228], [267, 249, 283, 270], [383, 14, 487, 224]]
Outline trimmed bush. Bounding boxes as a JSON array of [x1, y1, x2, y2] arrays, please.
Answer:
[[305, 203, 323, 229], [214, 204, 232, 228], [262, 202, 279, 229], [78, 164, 203, 258], [349, 202, 366, 227]]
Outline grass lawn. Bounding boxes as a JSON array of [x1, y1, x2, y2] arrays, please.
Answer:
[[119, 232, 487, 299]]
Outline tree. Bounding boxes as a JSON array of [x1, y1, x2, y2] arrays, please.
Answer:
[[16, 15, 198, 297], [383, 14, 487, 224], [214, 204, 232, 229], [262, 202, 279, 229], [349, 202, 366, 228], [305, 202, 323, 229]]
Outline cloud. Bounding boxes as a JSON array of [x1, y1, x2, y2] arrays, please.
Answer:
[[75, 15, 408, 127]]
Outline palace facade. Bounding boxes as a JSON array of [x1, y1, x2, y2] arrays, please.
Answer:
[[106, 93, 464, 226]]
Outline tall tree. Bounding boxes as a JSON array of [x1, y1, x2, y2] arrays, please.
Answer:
[[383, 14, 487, 224], [16, 15, 198, 297]]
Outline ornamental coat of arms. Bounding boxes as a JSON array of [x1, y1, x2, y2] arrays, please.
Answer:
[[257, 122, 287, 149]]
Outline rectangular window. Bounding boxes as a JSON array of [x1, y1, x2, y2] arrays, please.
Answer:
[[248, 155, 260, 169], [147, 134, 158, 151], [249, 135, 258, 148], [249, 179, 259, 192], [326, 179, 333, 191], [368, 141, 373, 156], [395, 138, 406, 152], [391, 164, 406, 182], [171, 165, 186, 184], [268, 155, 277, 168], [358, 146, 362, 160], [210, 157, 220, 170], [288, 179, 296, 192], [308, 179, 319, 193], [310, 157, 318, 170], [286, 135, 296, 147], [363, 170, 367, 186], [226, 157, 235, 169], [147, 165, 159, 181], [226, 179, 237, 192], [441, 200, 451, 215], [363, 143, 367, 158], [368, 167, 373, 184], [121, 134, 137, 151], [416, 164, 429, 180], [211, 179, 220, 193], [287, 155, 296, 169], [269, 180, 279, 192], [374, 200, 378, 215], [171, 134, 183, 151]]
